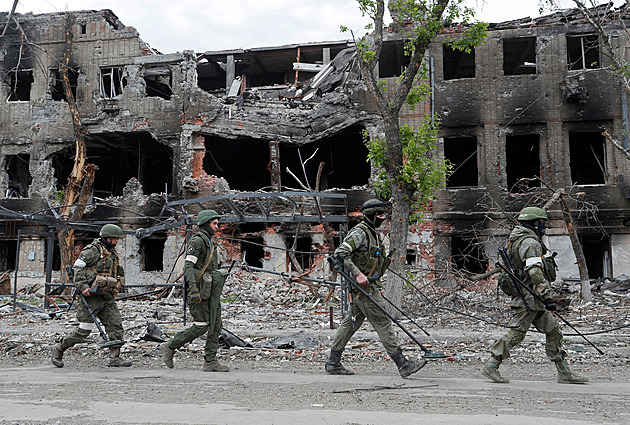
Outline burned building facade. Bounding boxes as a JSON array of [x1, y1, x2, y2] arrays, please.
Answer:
[[0, 9, 374, 290], [423, 5, 630, 282], [2, 5, 630, 292]]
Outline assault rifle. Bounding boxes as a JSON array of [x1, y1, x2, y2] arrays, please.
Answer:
[[496, 251, 604, 355], [497, 247, 531, 314]]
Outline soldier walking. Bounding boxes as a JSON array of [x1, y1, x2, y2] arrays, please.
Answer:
[[161, 210, 230, 371], [51, 224, 131, 368], [482, 207, 588, 384], [325, 199, 426, 378]]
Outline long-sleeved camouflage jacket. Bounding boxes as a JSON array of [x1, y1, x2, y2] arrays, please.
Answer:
[[72, 238, 124, 302], [507, 225, 556, 310], [334, 221, 389, 288]]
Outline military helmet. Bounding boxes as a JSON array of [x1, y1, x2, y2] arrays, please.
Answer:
[[360, 198, 391, 216], [517, 206, 548, 222], [100, 224, 124, 238], [197, 209, 221, 226]]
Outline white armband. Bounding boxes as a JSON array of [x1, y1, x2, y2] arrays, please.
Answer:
[[79, 322, 95, 330], [185, 255, 198, 264], [525, 257, 543, 268], [73, 258, 86, 268]]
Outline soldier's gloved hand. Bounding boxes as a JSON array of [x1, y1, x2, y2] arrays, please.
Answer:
[[83, 287, 102, 297], [544, 298, 557, 312], [189, 287, 202, 304]]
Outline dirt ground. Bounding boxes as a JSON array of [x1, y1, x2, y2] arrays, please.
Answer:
[[1, 276, 629, 424]]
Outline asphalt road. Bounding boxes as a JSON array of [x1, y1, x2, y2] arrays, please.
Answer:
[[1, 363, 628, 424]]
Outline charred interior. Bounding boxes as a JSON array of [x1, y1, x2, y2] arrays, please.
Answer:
[[2, 6, 630, 291]]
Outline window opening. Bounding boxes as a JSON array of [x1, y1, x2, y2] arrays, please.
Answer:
[[80, 24, 87, 34], [242, 237, 264, 268], [51, 132, 173, 197], [288, 235, 313, 271], [444, 136, 478, 188], [0, 240, 18, 271], [45, 237, 61, 271], [569, 131, 605, 185], [6, 70, 34, 101], [144, 66, 172, 99], [100, 67, 126, 98], [503, 37, 536, 75], [443, 45, 475, 80], [5, 154, 31, 198], [51, 68, 78, 101], [567, 34, 599, 70], [406, 249, 417, 266], [451, 235, 487, 274], [580, 234, 611, 279], [141, 233, 166, 272], [379, 41, 411, 78], [506, 134, 540, 192]]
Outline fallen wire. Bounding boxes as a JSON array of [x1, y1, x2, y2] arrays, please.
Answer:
[[332, 383, 438, 394], [391, 269, 630, 338]]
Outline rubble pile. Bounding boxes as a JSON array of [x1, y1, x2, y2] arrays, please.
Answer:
[[1, 270, 629, 376]]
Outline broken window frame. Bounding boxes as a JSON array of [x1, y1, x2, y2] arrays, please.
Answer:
[[5, 69, 34, 102], [503, 37, 537, 76], [566, 34, 600, 71], [143, 65, 173, 100], [100, 67, 126, 98]]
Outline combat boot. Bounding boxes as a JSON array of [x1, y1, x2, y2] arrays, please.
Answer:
[[203, 359, 229, 372], [160, 342, 175, 369], [482, 357, 509, 383], [555, 360, 589, 384], [107, 346, 132, 367], [51, 343, 66, 368], [391, 348, 427, 378], [325, 349, 354, 375]]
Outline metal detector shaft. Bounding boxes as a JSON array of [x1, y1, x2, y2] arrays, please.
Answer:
[[327, 257, 429, 353], [380, 293, 431, 337], [79, 292, 110, 344], [496, 263, 604, 355]]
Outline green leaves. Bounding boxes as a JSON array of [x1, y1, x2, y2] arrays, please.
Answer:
[[363, 117, 452, 223]]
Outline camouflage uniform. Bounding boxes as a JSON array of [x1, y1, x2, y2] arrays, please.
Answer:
[[489, 225, 566, 362], [161, 210, 229, 371], [325, 198, 426, 378], [331, 222, 398, 354], [482, 206, 588, 384], [52, 235, 128, 367]]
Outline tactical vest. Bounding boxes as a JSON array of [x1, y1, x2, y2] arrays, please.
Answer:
[[350, 222, 386, 278], [505, 234, 557, 284], [84, 241, 119, 278]]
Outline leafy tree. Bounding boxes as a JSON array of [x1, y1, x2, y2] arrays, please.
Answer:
[[344, 0, 487, 307]]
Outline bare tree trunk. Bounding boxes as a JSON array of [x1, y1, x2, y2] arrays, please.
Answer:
[[542, 183, 593, 301], [559, 190, 593, 301], [57, 14, 96, 281]]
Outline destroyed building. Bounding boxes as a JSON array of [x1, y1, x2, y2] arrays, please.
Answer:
[[1, 5, 630, 294]]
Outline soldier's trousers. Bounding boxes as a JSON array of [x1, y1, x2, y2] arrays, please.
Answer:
[[169, 277, 224, 362], [490, 307, 566, 362], [60, 298, 124, 348], [331, 287, 399, 357]]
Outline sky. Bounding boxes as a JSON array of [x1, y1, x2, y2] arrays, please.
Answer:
[[8, 1, 627, 53]]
